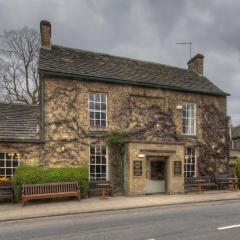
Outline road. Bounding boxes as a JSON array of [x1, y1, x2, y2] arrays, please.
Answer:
[[0, 200, 240, 240]]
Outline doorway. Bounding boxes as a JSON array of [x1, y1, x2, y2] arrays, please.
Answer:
[[146, 158, 166, 194]]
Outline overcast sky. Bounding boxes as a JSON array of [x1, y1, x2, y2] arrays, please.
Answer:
[[0, 0, 239, 124]]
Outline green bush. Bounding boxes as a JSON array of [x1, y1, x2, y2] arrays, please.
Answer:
[[12, 165, 89, 202]]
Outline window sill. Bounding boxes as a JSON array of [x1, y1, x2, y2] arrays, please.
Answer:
[[87, 130, 108, 137], [180, 134, 197, 138]]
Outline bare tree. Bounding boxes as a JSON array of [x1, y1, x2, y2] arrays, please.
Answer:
[[0, 27, 40, 104]]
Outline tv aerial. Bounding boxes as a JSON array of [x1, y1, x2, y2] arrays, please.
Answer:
[[176, 42, 192, 59]]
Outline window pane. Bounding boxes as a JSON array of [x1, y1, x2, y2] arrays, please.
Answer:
[[95, 112, 100, 119], [0, 168, 5, 177], [6, 161, 11, 167], [96, 156, 101, 164], [95, 94, 101, 102], [101, 120, 106, 127], [89, 102, 94, 109], [101, 103, 106, 110], [102, 156, 106, 164], [101, 113, 106, 120], [0, 160, 4, 167], [90, 112, 94, 119], [0, 153, 4, 159], [13, 161, 18, 167], [95, 103, 100, 110], [6, 169, 11, 175], [89, 94, 94, 101], [101, 94, 106, 102], [90, 120, 95, 127]]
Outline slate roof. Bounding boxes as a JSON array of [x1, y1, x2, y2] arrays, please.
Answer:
[[232, 125, 240, 139], [0, 103, 40, 142], [39, 45, 228, 96]]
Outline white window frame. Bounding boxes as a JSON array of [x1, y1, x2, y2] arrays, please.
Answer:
[[88, 93, 107, 129], [0, 152, 20, 178], [89, 146, 108, 181], [184, 147, 197, 178], [182, 102, 196, 135]]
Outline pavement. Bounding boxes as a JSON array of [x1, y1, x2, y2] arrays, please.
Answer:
[[0, 190, 240, 222], [1, 200, 240, 240]]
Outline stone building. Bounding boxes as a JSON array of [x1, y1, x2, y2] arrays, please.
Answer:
[[230, 125, 240, 164], [0, 20, 230, 195]]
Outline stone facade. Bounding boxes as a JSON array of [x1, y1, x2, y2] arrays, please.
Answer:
[[36, 76, 228, 194], [0, 74, 229, 194], [0, 142, 41, 166]]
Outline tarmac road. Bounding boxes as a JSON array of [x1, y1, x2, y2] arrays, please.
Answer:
[[0, 200, 240, 240]]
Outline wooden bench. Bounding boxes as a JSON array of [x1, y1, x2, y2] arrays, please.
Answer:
[[184, 176, 218, 192], [0, 185, 14, 203], [214, 173, 231, 190], [89, 180, 113, 197], [22, 182, 80, 206], [199, 176, 218, 190]]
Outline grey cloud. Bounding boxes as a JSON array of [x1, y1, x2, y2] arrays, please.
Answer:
[[0, 0, 239, 124]]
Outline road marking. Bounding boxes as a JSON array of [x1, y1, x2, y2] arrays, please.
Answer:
[[218, 224, 240, 230], [146, 239, 156, 240]]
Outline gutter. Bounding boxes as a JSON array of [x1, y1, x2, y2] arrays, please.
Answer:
[[39, 69, 230, 97]]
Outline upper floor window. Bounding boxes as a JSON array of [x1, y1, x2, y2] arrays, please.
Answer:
[[182, 102, 196, 135], [0, 152, 20, 178], [89, 93, 107, 128]]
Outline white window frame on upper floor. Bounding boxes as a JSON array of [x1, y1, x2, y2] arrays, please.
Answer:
[[88, 93, 107, 129], [182, 102, 196, 136]]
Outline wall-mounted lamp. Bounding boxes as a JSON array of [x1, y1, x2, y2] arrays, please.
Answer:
[[176, 105, 183, 110], [211, 144, 216, 150], [156, 123, 160, 128], [61, 146, 65, 152], [138, 153, 146, 158], [184, 155, 189, 160]]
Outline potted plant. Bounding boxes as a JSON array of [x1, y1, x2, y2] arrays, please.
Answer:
[[0, 177, 11, 186]]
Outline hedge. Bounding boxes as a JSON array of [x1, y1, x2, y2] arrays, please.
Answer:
[[12, 165, 89, 201]]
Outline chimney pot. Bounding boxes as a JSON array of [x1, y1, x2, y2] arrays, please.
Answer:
[[187, 53, 204, 75], [40, 20, 51, 49]]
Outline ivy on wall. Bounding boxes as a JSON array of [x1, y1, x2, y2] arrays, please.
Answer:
[[198, 104, 230, 175]]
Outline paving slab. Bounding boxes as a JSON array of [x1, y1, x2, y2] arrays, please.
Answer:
[[0, 191, 240, 222]]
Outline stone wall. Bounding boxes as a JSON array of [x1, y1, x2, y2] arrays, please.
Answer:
[[41, 76, 229, 180], [0, 142, 41, 166]]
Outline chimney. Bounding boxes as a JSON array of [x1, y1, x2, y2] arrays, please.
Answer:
[[40, 20, 51, 49], [187, 53, 204, 75]]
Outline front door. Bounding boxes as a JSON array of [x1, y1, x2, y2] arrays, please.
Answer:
[[146, 159, 166, 193]]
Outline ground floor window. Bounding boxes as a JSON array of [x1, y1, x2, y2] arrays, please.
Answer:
[[0, 152, 20, 178], [89, 146, 107, 180], [184, 147, 196, 178]]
